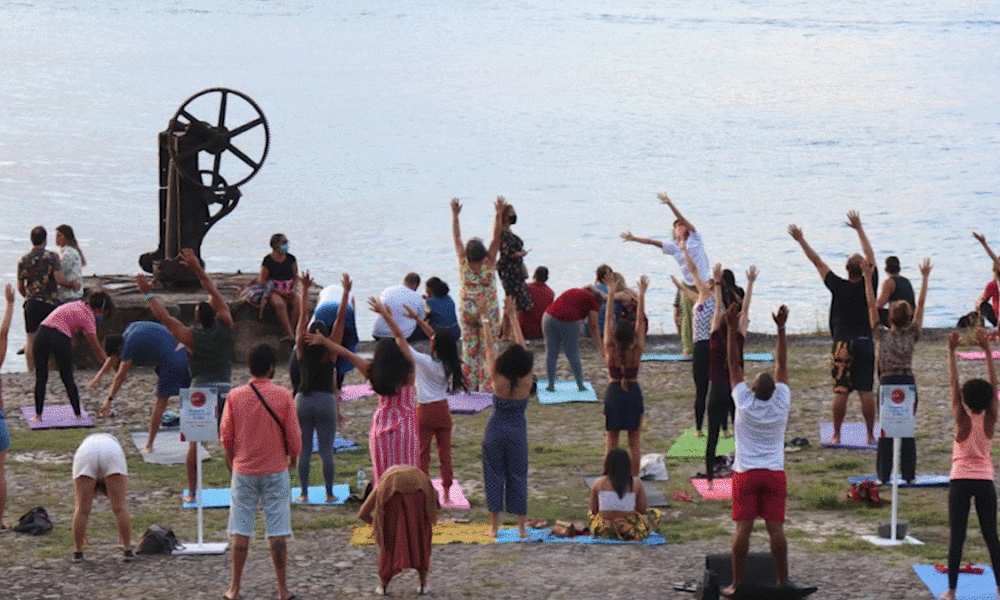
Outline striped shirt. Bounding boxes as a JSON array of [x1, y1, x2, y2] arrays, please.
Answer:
[[369, 385, 419, 485]]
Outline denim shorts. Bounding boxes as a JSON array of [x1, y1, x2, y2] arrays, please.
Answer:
[[228, 470, 292, 538], [0, 409, 9, 452]]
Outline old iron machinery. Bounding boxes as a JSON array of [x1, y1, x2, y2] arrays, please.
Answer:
[[140, 87, 269, 284]]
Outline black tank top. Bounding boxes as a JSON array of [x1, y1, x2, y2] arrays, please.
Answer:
[[888, 274, 915, 308]]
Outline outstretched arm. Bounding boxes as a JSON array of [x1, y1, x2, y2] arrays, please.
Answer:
[[913, 259, 932, 329], [404, 303, 435, 339], [710, 263, 725, 334], [788, 224, 831, 280], [683, 245, 708, 298], [948, 332, 970, 438], [503, 296, 526, 347], [329, 273, 352, 345], [370, 297, 414, 366], [739, 266, 756, 336], [773, 305, 788, 385], [306, 333, 371, 378], [873, 277, 896, 312], [846, 211, 875, 266], [725, 303, 744, 389], [862, 260, 879, 331], [451, 198, 465, 261], [179, 248, 233, 328], [603, 273, 616, 348], [0, 284, 13, 371], [670, 275, 699, 302], [485, 196, 505, 265], [635, 275, 648, 348], [973, 232, 1000, 273], [136, 274, 193, 348], [295, 271, 313, 359], [620, 231, 664, 249], [658, 193, 696, 233]]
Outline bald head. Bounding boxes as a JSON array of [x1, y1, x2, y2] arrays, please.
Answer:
[[752, 372, 776, 401]]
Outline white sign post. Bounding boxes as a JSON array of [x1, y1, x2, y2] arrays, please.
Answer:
[[174, 387, 228, 555], [864, 384, 922, 547]]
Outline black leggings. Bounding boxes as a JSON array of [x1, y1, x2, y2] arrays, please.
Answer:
[[947, 479, 1000, 590], [33, 325, 80, 416], [692, 340, 710, 431], [705, 380, 732, 482]]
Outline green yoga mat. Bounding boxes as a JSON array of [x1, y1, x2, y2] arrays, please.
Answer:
[[666, 428, 735, 458]]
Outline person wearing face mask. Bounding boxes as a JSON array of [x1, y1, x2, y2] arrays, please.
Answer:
[[496, 201, 532, 315], [259, 233, 299, 341], [31, 290, 113, 421]]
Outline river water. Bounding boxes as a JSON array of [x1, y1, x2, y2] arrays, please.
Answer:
[[1, 1, 998, 371]]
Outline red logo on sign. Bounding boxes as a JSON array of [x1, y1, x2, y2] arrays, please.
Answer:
[[891, 389, 905, 404], [191, 391, 207, 408]]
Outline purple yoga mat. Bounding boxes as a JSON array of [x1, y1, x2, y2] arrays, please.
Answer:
[[338, 383, 375, 402], [819, 422, 876, 450], [21, 404, 94, 429], [446, 391, 493, 414], [957, 349, 1000, 360]]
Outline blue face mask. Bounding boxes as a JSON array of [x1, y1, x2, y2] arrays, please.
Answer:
[[279, 243, 290, 254]]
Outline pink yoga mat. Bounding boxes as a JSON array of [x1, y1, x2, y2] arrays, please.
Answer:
[[432, 478, 471, 510], [691, 477, 732, 501], [20, 404, 94, 429], [957, 350, 1000, 361], [446, 391, 493, 414], [338, 383, 375, 402]]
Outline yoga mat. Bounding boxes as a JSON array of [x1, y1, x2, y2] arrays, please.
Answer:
[[641, 352, 772, 362], [584, 475, 670, 508], [20, 404, 93, 429], [311, 433, 363, 453], [350, 522, 495, 546], [432, 479, 471, 510], [847, 474, 950, 488], [691, 477, 733, 501], [819, 422, 877, 450], [447, 391, 493, 414], [957, 350, 1000, 361], [542, 531, 666, 546], [291, 484, 350, 505], [494, 527, 551, 543], [182, 487, 232, 509], [536, 380, 598, 404], [338, 383, 375, 402], [665, 428, 736, 458], [913, 564, 996, 600], [130, 430, 208, 465]]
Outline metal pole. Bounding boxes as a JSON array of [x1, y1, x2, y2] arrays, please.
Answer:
[[197, 443, 204, 545], [891, 436, 901, 541]]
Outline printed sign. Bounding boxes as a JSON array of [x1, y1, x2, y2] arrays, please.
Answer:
[[879, 384, 916, 438], [180, 387, 219, 442]]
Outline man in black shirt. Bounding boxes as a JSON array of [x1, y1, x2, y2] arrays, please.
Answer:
[[789, 211, 877, 445]]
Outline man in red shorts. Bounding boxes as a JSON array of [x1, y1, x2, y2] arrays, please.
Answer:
[[721, 302, 791, 597]]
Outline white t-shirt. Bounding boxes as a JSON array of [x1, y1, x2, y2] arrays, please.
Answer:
[[372, 284, 425, 338], [661, 230, 710, 285], [411, 350, 448, 404], [732, 381, 790, 473]]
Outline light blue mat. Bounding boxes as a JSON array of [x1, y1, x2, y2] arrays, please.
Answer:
[[913, 564, 996, 599], [291, 484, 350, 505], [537, 380, 598, 404], [819, 422, 877, 450], [312, 433, 363, 453], [495, 527, 664, 545], [494, 527, 551, 543], [182, 487, 231, 508], [641, 352, 772, 362], [847, 474, 950, 488]]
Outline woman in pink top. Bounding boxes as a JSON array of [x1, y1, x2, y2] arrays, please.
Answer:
[[32, 292, 112, 421], [941, 329, 1000, 600]]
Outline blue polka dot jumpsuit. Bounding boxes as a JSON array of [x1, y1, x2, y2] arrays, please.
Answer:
[[481, 395, 529, 515]]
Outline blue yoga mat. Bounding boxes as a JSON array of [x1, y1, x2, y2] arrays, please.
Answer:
[[543, 532, 666, 546], [848, 474, 950, 488], [819, 422, 876, 450], [913, 564, 997, 599], [291, 484, 350, 505], [312, 433, 362, 453], [641, 352, 772, 362], [182, 487, 231, 508], [536, 380, 598, 404], [493, 527, 551, 543]]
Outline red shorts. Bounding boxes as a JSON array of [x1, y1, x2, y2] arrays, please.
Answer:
[[732, 469, 786, 523]]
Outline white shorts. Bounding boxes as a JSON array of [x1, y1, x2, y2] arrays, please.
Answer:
[[72, 433, 128, 480]]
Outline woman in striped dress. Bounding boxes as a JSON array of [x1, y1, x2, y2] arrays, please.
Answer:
[[309, 297, 418, 487]]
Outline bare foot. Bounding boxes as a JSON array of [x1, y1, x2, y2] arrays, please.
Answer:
[[295, 495, 309, 503], [374, 585, 386, 596], [938, 589, 956, 600], [721, 584, 738, 597], [183, 494, 195, 504], [143, 445, 154, 454], [489, 528, 499, 538], [518, 528, 529, 539], [30, 415, 42, 422], [722, 430, 730, 439], [325, 495, 338, 504], [867, 435, 877, 446], [442, 487, 451, 504], [828, 435, 841, 445], [222, 590, 241, 600], [707, 480, 714, 490], [696, 429, 703, 438]]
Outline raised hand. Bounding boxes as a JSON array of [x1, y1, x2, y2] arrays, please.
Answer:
[[341, 273, 352, 294], [135, 273, 153, 295], [947, 331, 961, 351], [861, 259, 875, 278], [788, 224, 804, 241], [746, 265, 758, 284], [495, 196, 508, 215], [638, 275, 649, 293], [657, 192, 672, 205], [4, 283, 14, 303], [973, 231, 986, 244], [604, 271, 617, 291], [299, 270, 314, 290], [845, 211, 862, 230], [919, 258, 932, 277], [975, 327, 991, 349], [178, 248, 200, 270], [773, 305, 789, 328], [304, 331, 327, 346], [620, 231, 637, 242], [402, 304, 420, 320], [724, 300, 742, 327], [368, 297, 388, 316], [713, 262, 723, 280], [450, 198, 462, 215]]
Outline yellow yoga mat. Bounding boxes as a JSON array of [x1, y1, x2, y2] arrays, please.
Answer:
[[351, 521, 495, 546]]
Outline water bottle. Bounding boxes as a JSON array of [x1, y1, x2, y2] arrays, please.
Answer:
[[357, 467, 367, 494]]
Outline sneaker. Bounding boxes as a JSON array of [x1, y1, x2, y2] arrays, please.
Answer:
[[122, 549, 135, 562], [73, 552, 84, 562]]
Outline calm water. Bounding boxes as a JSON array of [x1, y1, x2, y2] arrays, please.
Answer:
[[2, 1, 998, 371]]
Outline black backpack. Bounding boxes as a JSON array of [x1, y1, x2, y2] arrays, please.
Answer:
[[14, 506, 52, 535], [136, 524, 181, 554]]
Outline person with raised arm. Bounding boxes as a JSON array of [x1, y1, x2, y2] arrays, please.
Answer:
[[721, 303, 791, 598], [308, 297, 418, 487], [602, 272, 649, 476], [452, 197, 503, 391], [789, 211, 878, 445], [672, 243, 717, 437], [137, 247, 234, 503], [939, 329, 1000, 600], [863, 257, 931, 484], [620, 193, 710, 356], [704, 264, 753, 488], [973, 232, 1000, 328], [0, 284, 14, 530], [292, 271, 346, 504]]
